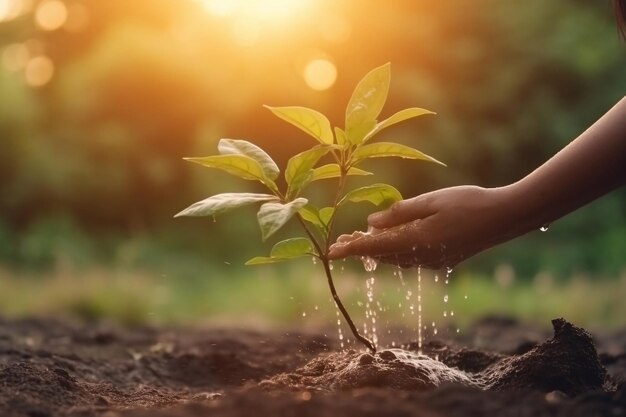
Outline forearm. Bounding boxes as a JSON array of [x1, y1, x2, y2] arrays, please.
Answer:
[[503, 96, 626, 234]]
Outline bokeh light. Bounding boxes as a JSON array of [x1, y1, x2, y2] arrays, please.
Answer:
[[34, 0, 67, 31], [24, 55, 54, 87], [303, 58, 337, 91], [2, 43, 30, 71]]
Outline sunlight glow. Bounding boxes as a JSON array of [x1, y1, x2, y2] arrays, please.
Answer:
[[198, 0, 313, 25], [0, 0, 33, 22], [303, 58, 337, 91]]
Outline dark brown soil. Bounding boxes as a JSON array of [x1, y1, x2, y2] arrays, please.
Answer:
[[0, 316, 625, 417]]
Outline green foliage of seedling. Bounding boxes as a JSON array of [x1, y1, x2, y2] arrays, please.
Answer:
[[176, 63, 444, 352]]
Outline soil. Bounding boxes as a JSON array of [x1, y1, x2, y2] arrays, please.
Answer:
[[1, 316, 625, 417]]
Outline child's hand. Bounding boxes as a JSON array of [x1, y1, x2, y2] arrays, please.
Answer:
[[328, 185, 517, 269]]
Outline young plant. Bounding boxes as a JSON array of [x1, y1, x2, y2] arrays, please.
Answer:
[[175, 63, 444, 353]]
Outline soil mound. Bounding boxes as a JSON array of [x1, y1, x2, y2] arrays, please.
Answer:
[[262, 349, 476, 390], [263, 318, 609, 395]]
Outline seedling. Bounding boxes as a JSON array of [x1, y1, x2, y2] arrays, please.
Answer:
[[176, 63, 443, 353]]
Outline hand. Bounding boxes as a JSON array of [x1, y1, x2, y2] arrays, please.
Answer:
[[328, 185, 520, 269]]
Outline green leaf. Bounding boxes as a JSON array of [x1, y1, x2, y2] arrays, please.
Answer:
[[257, 198, 308, 241], [174, 193, 278, 218], [351, 142, 445, 166], [244, 237, 315, 266], [319, 207, 335, 226], [339, 183, 402, 208], [310, 164, 373, 182], [184, 155, 277, 190], [245, 256, 288, 265], [271, 237, 314, 258], [299, 204, 324, 229], [362, 107, 436, 143], [264, 105, 334, 145], [345, 63, 391, 138], [285, 146, 333, 196], [346, 120, 377, 146], [218, 139, 280, 180], [334, 127, 347, 147]]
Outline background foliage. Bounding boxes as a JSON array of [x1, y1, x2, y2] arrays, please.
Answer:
[[1, 0, 625, 327]]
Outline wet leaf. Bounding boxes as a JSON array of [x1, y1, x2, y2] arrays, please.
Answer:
[[339, 183, 402, 208], [265, 105, 333, 145], [174, 193, 278, 218], [218, 139, 280, 180], [257, 198, 308, 241], [362, 108, 436, 143], [351, 142, 445, 166], [310, 164, 373, 181], [285, 146, 333, 196], [345, 63, 390, 141], [184, 155, 277, 190]]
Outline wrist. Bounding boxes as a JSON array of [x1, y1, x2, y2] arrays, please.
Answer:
[[492, 182, 548, 238]]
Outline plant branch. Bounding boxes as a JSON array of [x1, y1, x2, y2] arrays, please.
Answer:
[[321, 256, 376, 353], [323, 165, 349, 252]]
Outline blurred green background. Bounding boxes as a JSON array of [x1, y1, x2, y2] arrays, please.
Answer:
[[1, 0, 625, 333]]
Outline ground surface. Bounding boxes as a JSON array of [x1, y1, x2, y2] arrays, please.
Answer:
[[1, 316, 625, 417]]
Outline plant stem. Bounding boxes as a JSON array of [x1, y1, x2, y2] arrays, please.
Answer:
[[321, 256, 376, 353], [297, 215, 376, 353]]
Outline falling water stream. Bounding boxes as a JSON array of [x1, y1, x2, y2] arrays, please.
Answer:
[[347, 256, 458, 356]]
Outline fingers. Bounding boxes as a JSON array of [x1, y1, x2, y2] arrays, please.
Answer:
[[367, 194, 436, 229], [328, 227, 414, 260]]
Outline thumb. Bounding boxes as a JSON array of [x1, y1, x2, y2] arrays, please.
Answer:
[[368, 194, 435, 229]]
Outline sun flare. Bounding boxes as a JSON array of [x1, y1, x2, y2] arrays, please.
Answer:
[[198, 0, 313, 24]]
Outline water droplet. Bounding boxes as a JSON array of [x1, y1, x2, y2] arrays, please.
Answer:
[[311, 257, 317, 265], [446, 267, 453, 274], [443, 295, 448, 303], [464, 295, 468, 300], [456, 328, 460, 333], [450, 310, 454, 317], [443, 311, 447, 317], [361, 256, 378, 272], [302, 312, 306, 317], [314, 305, 319, 311], [431, 321, 436, 327], [433, 328, 438, 335], [434, 275, 439, 283], [212, 216, 217, 223], [540, 223, 550, 232], [337, 319, 341, 325]]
